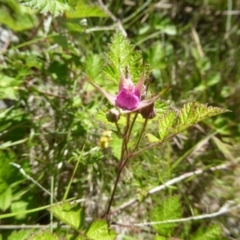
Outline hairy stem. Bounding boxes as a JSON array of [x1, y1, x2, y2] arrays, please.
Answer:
[[132, 118, 148, 153], [104, 114, 131, 217], [121, 118, 148, 170], [126, 113, 138, 143]]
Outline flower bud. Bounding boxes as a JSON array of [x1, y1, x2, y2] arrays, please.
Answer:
[[140, 103, 157, 119], [106, 108, 120, 123]]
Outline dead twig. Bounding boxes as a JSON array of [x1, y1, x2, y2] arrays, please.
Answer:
[[98, 0, 127, 37]]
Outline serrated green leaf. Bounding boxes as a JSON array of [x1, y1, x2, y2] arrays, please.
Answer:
[[86, 220, 116, 240], [66, 0, 107, 18], [8, 229, 31, 240], [175, 102, 229, 132], [0, 179, 12, 211], [158, 110, 176, 140], [178, 102, 195, 125], [190, 224, 222, 240], [49, 202, 84, 230], [19, 0, 72, 17], [102, 32, 150, 84], [151, 196, 182, 236], [27, 231, 59, 240], [145, 133, 160, 143]]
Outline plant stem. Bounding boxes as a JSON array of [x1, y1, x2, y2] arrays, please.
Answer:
[[126, 113, 138, 143], [131, 118, 148, 153], [104, 114, 131, 217], [122, 114, 131, 158], [104, 162, 124, 218], [129, 133, 179, 159], [121, 118, 148, 170]]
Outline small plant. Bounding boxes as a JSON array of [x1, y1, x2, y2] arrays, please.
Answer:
[[1, 0, 239, 239], [25, 33, 228, 239]]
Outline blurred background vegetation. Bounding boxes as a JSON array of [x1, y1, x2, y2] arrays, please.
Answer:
[[0, 0, 240, 239]]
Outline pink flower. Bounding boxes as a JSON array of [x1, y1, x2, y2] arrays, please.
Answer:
[[115, 69, 143, 110], [86, 68, 159, 113]]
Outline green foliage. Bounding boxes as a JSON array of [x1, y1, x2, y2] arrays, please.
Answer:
[[153, 237, 166, 240], [66, 0, 107, 18], [0, 0, 239, 239], [0, 178, 12, 211], [151, 196, 182, 236], [0, 74, 22, 100], [0, 0, 37, 31], [49, 202, 84, 230], [19, 0, 107, 18], [28, 231, 59, 240], [158, 110, 176, 140], [0, 150, 24, 213], [86, 220, 116, 240], [19, 0, 72, 16], [190, 225, 222, 240], [7, 230, 31, 240], [145, 133, 160, 143], [110, 133, 122, 159], [84, 54, 104, 84], [175, 102, 229, 132], [0, 107, 31, 142], [102, 32, 149, 84], [146, 102, 229, 143], [36, 207, 116, 240]]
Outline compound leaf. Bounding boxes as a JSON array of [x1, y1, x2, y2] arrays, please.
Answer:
[[151, 196, 182, 236], [66, 0, 107, 18], [175, 102, 229, 132], [19, 0, 72, 16], [102, 32, 149, 84], [158, 110, 176, 140]]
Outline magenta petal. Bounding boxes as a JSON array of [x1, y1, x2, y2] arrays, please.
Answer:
[[134, 73, 145, 97], [115, 88, 140, 110]]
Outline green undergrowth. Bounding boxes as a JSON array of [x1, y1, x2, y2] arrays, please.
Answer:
[[0, 0, 239, 239]]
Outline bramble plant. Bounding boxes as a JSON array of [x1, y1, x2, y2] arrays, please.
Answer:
[[1, 0, 240, 240], [7, 33, 229, 239], [86, 32, 229, 218]]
